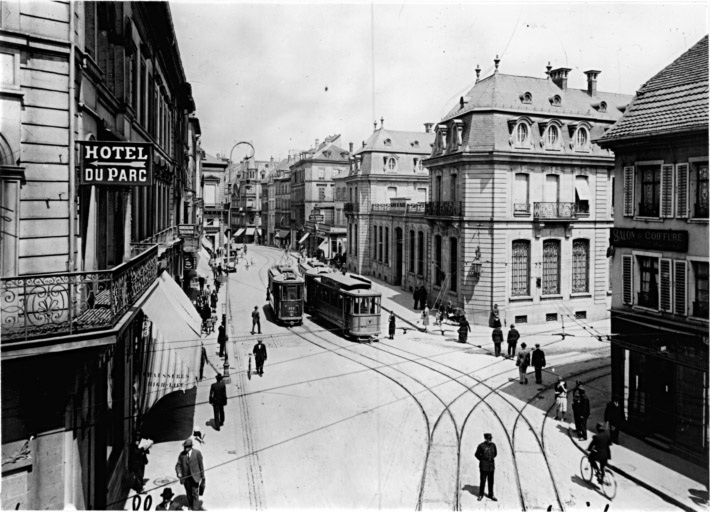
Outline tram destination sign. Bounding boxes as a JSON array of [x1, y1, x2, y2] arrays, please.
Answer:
[[610, 228, 688, 252], [79, 141, 152, 186]]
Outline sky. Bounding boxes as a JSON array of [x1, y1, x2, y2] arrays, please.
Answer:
[[170, 1, 708, 162]]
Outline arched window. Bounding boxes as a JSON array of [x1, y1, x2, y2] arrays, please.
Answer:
[[575, 126, 589, 148], [542, 239, 561, 295], [546, 125, 559, 147], [515, 122, 529, 146]]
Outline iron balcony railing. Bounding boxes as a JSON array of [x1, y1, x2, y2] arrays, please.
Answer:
[[371, 202, 407, 212], [424, 201, 463, 217], [533, 202, 576, 220], [344, 203, 359, 212], [130, 226, 180, 258], [406, 202, 425, 213], [693, 300, 709, 318], [1, 246, 159, 343]]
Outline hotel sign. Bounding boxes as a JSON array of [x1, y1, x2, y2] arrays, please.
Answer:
[[610, 228, 688, 252], [79, 141, 152, 186]]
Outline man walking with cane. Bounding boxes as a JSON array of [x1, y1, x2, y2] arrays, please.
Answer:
[[253, 339, 268, 376]]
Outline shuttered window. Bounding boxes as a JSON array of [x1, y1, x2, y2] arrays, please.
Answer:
[[638, 256, 659, 309], [572, 239, 590, 293], [542, 239, 561, 295], [674, 260, 687, 316], [622, 255, 633, 304], [676, 163, 689, 218], [511, 240, 530, 296], [623, 166, 635, 216], [660, 164, 675, 217], [660, 258, 673, 312]]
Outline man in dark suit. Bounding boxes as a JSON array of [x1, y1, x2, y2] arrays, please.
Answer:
[[175, 438, 205, 511], [531, 344, 546, 384], [209, 373, 227, 430], [475, 433, 498, 502], [604, 397, 623, 444], [588, 422, 612, 484], [253, 339, 267, 376]]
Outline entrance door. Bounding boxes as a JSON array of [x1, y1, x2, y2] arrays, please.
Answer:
[[647, 356, 675, 438], [395, 228, 403, 286]]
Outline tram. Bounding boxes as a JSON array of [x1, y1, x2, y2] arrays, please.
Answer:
[[267, 264, 304, 325], [299, 258, 333, 310], [306, 272, 381, 341]]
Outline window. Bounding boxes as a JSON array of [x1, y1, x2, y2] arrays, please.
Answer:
[[417, 188, 427, 201], [318, 168, 325, 180], [544, 174, 560, 203], [521, 91, 532, 104], [694, 262, 709, 318], [511, 240, 530, 296], [417, 231, 424, 275], [318, 185, 326, 201], [542, 240, 561, 295], [204, 184, 217, 205], [545, 125, 560, 148], [574, 127, 588, 148], [372, 226, 377, 260], [434, 235, 443, 286], [385, 157, 397, 171], [409, 230, 415, 273], [378, 226, 383, 262], [450, 175, 457, 202], [638, 256, 659, 309], [572, 239, 590, 293], [513, 174, 530, 215], [639, 165, 661, 217], [696, 165, 708, 218], [385, 227, 389, 264], [515, 122, 529, 146], [387, 187, 397, 199], [575, 176, 590, 215], [610, 174, 615, 217], [140, 59, 146, 125], [450, 237, 458, 292], [436, 175, 442, 202]]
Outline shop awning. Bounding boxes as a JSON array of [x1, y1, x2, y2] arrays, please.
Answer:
[[234, 228, 245, 238], [318, 240, 328, 251], [275, 230, 290, 239], [201, 236, 214, 252], [256, 228, 262, 237], [299, 233, 310, 244], [575, 178, 591, 201], [140, 274, 202, 413], [246, 227, 255, 236], [196, 248, 212, 278]]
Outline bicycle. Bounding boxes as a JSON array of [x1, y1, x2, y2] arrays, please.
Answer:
[[580, 454, 617, 500]]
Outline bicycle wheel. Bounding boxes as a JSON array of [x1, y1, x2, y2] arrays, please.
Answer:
[[601, 470, 617, 500], [580, 456, 593, 482]]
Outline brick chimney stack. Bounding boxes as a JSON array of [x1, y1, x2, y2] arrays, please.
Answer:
[[424, 123, 433, 133], [584, 70, 601, 97], [550, 67, 571, 91]]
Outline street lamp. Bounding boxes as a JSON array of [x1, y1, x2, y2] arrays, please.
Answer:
[[223, 141, 255, 380]]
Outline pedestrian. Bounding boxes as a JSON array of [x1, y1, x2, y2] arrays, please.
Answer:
[[572, 387, 591, 440], [210, 289, 218, 310], [198, 277, 205, 293], [155, 488, 180, 511], [588, 422, 612, 484], [253, 339, 267, 375], [458, 315, 471, 343], [475, 433, 498, 502], [388, 312, 396, 340], [421, 304, 430, 332], [251, 306, 261, 335], [604, 397, 623, 444], [200, 302, 211, 335], [214, 277, 221, 294], [413, 287, 420, 310], [554, 379, 568, 421], [445, 300, 453, 320], [209, 373, 227, 431], [174, 438, 205, 511], [488, 304, 501, 328], [128, 434, 149, 493], [438, 302, 446, 324], [531, 343, 546, 384], [506, 324, 520, 358], [515, 342, 530, 384], [491, 326, 503, 356]]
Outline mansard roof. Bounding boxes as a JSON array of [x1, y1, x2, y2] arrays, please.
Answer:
[[355, 128, 436, 155]]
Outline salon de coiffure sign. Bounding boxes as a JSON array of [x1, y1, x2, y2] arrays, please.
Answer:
[[79, 141, 152, 186]]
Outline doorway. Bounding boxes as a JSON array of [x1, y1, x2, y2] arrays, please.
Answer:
[[394, 228, 403, 286]]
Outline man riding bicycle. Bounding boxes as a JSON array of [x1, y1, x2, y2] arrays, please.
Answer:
[[588, 422, 612, 483]]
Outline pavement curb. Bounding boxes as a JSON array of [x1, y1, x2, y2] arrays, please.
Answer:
[[380, 304, 425, 333], [566, 426, 700, 512]]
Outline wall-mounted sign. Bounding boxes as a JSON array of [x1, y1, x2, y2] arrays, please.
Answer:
[[178, 224, 197, 237], [610, 228, 688, 252], [184, 254, 195, 269], [79, 141, 152, 186]]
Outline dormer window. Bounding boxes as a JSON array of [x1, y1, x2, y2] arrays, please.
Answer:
[[520, 92, 533, 104], [411, 140, 419, 148], [436, 124, 448, 150], [323, 150, 331, 158], [384, 156, 397, 171], [508, 116, 533, 149], [384, 138, 392, 146], [592, 101, 607, 112], [538, 119, 563, 151], [453, 119, 464, 147], [516, 123, 529, 145], [568, 122, 592, 152], [550, 95, 562, 107], [546, 125, 559, 146]]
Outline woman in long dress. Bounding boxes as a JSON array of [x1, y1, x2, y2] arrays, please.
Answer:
[[388, 312, 396, 339], [421, 304, 430, 332], [458, 316, 471, 343]]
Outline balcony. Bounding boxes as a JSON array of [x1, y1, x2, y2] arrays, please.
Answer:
[[1, 246, 158, 343], [514, 203, 530, 216], [694, 203, 709, 219], [344, 203, 359, 213], [638, 202, 659, 218], [371, 202, 407, 212], [693, 300, 709, 318], [637, 290, 659, 310], [130, 226, 180, 257], [406, 202, 425, 214], [424, 201, 463, 217], [533, 202, 576, 220]]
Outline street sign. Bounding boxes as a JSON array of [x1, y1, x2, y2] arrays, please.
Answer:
[[79, 141, 152, 186], [310, 215, 325, 223]]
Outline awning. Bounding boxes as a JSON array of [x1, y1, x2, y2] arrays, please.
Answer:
[[234, 228, 245, 238], [246, 227, 255, 236], [201, 236, 214, 252], [275, 230, 290, 239], [140, 275, 202, 413], [318, 240, 328, 251], [196, 248, 212, 278], [299, 233, 310, 244], [256, 228, 262, 237], [575, 178, 591, 201]]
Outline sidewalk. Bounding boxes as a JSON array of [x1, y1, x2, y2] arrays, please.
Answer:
[[368, 273, 709, 512]]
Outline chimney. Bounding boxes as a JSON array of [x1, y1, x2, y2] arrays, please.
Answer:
[[545, 61, 552, 79], [550, 67, 571, 91], [475, 64, 481, 83], [424, 123, 433, 133], [493, 55, 500, 74], [380, 116, 384, 129], [584, 70, 601, 97], [349, 142, 353, 153], [373, 121, 377, 132]]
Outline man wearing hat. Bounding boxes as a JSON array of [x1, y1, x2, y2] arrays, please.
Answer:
[[474, 433, 498, 501], [175, 438, 205, 511], [531, 343, 546, 384], [588, 422, 612, 484], [253, 339, 268, 376], [209, 373, 228, 430], [156, 488, 180, 510]]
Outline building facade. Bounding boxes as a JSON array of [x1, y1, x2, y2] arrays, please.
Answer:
[[597, 36, 709, 464], [422, 60, 632, 325], [0, 3, 203, 509], [274, 167, 292, 248], [344, 124, 434, 294], [230, 157, 271, 244], [202, 153, 229, 253], [290, 135, 350, 256]]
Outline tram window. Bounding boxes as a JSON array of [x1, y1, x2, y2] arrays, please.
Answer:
[[353, 297, 361, 314], [373, 297, 381, 314], [361, 297, 370, 315]]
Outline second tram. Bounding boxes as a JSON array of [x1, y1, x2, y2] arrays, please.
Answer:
[[268, 264, 304, 325]]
